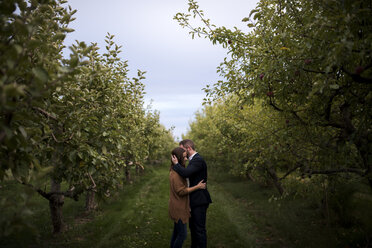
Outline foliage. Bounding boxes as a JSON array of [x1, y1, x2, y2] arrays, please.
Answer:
[[0, 0, 74, 182], [175, 0, 372, 240], [0, 0, 174, 236], [176, 0, 372, 182], [175, 0, 372, 190]]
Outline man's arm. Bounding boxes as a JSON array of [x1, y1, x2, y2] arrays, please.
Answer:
[[173, 159, 202, 178]]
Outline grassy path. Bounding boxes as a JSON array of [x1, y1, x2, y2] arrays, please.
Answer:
[[1, 165, 345, 247], [48, 166, 271, 248], [59, 166, 268, 248]]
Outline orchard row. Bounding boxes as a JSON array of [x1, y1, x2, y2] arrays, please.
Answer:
[[177, 0, 371, 194], [177, 0, 372, 235], [0, 0, 175, 235]]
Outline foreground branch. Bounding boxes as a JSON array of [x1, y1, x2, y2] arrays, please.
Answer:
[[279, 162, 305, 181], [341, 66, 372, 84], [307, 168, 364, 176], [32, 107, 58, 121], [20, 180, 80, 201]]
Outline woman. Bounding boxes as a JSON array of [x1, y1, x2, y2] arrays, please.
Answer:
[[169, 147, 206, 248]]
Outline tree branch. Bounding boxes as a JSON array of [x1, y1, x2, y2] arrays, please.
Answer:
[[341, 66, 372, 84], [269, 99, 284, 112], [87, 173, 97, 192], [307, 168, 364, 176], [302, 68, 328, 74], [279, 163, 305, 181], [20, 180, 80, 201], [319, 121, 344, 129], [32, 107, 58, 121], [51, 132, 61, 143], [324, 90, 339, 121], [0, 131, 6, 143]]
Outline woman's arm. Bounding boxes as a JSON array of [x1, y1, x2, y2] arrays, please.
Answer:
[[186, 180, 206, 193], [172, 173, 206, 197]]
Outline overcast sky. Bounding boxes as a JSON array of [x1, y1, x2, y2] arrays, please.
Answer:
[[64, 0, 258, 141]]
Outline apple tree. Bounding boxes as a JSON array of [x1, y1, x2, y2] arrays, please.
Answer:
[[175, 0, 372, 188], [0, 0, 175, 235]]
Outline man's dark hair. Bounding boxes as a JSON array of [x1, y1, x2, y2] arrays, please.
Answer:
[[179, 139, 195, 150]]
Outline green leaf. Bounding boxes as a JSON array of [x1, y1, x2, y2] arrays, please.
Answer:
[[19, 126, 27, 138], [4, 83, 25, 97], [32, 67, 49, 82], [53, 32, 66, 41], [253, 12, 261, 20], [14, 44, 23, 54]]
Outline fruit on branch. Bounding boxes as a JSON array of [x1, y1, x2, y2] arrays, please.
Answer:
[[354, 66, 364, 75], [266, 91, 274, 97]]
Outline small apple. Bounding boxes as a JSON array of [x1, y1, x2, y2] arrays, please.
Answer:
[[228, 40, 232, 44], [304, 59, 312, 65], [355, 66, 364, 75], [266, 91, 274, 97], [259, 73, 264, 80]]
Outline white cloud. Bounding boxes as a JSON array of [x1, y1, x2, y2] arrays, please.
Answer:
[[65, 0, 259, 139], [145, 93, 205, 110]]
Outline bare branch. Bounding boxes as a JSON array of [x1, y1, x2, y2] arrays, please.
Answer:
[[0, 131, 6, 143], [88, 173, 97, 190], [319, 121, 344, 129], [51, 131, 74, 143], [279, 163, 305, 181], [302, 68, 328, 74], [19, 180, 80, 201], [307, 168, 364, 176], [269, 99, 284, 112], [32, 107, 58, 121], [51, 132, 61, 143], [341, 66, 372, 84]]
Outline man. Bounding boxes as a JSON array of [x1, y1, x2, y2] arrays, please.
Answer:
[[171, 139, 212, 248]]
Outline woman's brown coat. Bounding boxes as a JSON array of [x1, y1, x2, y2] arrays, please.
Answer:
[[168, 169, 191, 224]]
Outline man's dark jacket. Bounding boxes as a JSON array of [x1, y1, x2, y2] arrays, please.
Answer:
[[173, 153, 212, 208]]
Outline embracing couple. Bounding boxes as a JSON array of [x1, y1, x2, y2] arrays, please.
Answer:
[[168, 139, 212, 248]]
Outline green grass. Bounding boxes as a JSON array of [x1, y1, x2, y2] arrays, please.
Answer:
[[209, 172, 335, 248], [0, 165, 370, 247]]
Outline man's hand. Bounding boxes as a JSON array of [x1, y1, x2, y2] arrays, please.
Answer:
[[171, 155, 178, 165]]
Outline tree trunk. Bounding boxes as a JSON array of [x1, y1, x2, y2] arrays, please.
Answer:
[[85, 190, 97, 212], [245, 169, 255, 181], [266, 165, 284, 195], [125, 166, 131, 183], [321, 183, 330, 226], [135, 163, 144, 176], [49, 179, 64, 234], [354, 134, 372, 190]]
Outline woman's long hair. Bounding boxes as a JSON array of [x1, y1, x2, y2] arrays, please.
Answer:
[[170, 147, 186, 170]]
